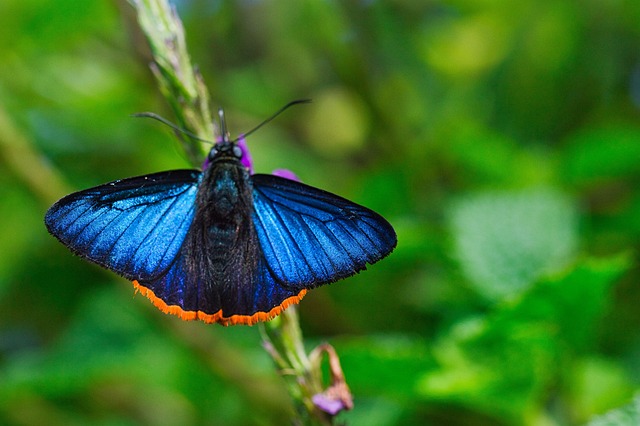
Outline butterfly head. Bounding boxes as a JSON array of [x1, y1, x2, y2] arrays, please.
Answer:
[[207, 141, 243, 160], [206, 108, 245, 164]]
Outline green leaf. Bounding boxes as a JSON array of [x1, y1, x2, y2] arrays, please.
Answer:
[[417, 256, 629, 422], [508, 255, 630, 350], [570, 357, 635, 423], [449, 187, 579, 300], [587, 395, 640, 426]]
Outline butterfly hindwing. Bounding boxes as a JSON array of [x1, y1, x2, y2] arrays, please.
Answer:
[[251, 174, 397, 288], [45, 170, 201, 280], [132, 249, 307, 325]]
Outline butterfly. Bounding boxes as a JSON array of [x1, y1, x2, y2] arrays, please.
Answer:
[[45, 107, 397, 325]]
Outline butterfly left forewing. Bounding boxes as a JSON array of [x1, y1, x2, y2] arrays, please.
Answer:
[[251, 174, 397, 288]]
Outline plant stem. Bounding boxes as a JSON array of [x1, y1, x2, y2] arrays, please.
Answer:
[[130, 0, 214, 167]]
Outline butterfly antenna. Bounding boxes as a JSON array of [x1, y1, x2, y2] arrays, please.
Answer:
[[236, 99, 311, 141], [218, 108, 231, 143], [132, 112, 214, 144]]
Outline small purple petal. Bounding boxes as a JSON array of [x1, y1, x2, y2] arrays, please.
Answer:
[[312, 393, 346, 416], [272, 168, 300, 182], [202, 151, 211, 170], [237, 136, 253, 173]]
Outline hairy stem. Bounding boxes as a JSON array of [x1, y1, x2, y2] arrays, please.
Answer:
[[130, 0, 214, 166]]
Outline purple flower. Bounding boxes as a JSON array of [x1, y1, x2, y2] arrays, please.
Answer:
[[310, 343, 354, 417], [236, 136, 253, 173], [312, 392, 350, 416], [272, 168, 300, 182]]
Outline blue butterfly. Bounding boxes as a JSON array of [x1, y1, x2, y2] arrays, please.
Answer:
[[45, 110, 396, 325]]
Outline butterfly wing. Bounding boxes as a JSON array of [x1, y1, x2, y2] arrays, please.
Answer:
[[131, 247, 308, 326], [45, 170, 201, 280], [251, 174, 397, 288]]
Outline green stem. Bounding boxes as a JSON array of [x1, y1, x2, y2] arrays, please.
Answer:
[[130, 0, 214, 167], [261, 307, 325, 424]]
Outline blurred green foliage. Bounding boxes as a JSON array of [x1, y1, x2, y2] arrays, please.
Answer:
[[1, 0, 640, 425]]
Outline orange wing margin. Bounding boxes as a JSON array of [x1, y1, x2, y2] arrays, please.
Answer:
[[132, 280, 307, 326]]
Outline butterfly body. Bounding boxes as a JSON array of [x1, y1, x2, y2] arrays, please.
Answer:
[[46, 136, 396, 325], [177, 144, 265, 320]]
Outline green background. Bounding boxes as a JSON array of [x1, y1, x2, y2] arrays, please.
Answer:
[[1, 1, 640, 425]]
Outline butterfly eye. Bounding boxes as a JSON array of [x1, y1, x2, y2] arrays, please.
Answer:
[[232, 145, 243, 159], [208, 146, 218, 161]]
